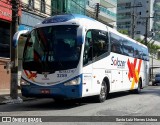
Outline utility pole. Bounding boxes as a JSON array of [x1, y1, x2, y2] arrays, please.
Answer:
[[95, 3, 100, 20], [141, 16, 154, 45], [144, 17, 149, 46], [131, 11, 135, 39], [10, 0, 19, 99]]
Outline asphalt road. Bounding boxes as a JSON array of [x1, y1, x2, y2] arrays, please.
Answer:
[[0, 85, 160, 125]]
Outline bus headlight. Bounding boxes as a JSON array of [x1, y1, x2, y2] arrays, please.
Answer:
[[20, 79, 30, 85], [64, 77, 81, 86]]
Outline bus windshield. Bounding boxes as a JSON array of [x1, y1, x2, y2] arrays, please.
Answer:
[[23, 25, 81, 73]]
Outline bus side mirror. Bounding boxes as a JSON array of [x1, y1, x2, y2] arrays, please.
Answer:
[[13, 30, 29, 48]]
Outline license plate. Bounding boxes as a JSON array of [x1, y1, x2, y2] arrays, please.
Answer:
[[41, 89, 50, 94]]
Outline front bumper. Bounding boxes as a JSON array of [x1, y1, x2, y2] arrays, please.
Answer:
[[21, 84, 82, 99]]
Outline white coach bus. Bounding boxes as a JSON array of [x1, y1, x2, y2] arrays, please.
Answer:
[[13, 14, 149, 102]]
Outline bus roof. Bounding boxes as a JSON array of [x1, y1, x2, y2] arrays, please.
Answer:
[[35, 14, 147, 49], [35, 14, 106, 30]]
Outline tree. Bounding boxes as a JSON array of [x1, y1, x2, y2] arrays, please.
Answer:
[[118, 30, 129, 36]]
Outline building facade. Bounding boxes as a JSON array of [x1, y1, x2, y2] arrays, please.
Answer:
[[0, 0, 21, 92], [20, 0, 51, 31], [86, 0, 117, 28], [117, 0, 154, 39], [153, 0, 160, 41], [51, 0, 86, 15]]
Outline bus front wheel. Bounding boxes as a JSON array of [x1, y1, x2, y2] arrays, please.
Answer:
[[95, 81, 107, 103]]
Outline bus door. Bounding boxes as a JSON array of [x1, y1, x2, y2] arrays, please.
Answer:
[[91, 29, 109, 94], [82, 31, 93, 97]]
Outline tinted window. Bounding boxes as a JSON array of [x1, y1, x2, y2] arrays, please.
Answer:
[[122, 39, 134, 57], [83, 31, 92, 65], [110, 33, 123, 54], [83, 29, 109, 66], [92, 30, 109, 58], [133, 44, 148, 60], [141, 46, 149, 61], [23, 25, 81, 73], [109, 32, 149, 61]]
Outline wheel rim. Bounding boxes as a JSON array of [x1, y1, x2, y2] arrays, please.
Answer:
[[100, 82, 107, 100]]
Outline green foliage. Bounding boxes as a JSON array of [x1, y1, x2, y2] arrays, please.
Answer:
[[118, 30, 129, 35]]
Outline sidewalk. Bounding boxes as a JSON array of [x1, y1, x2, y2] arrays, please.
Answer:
[[0, 89, 35, 105]]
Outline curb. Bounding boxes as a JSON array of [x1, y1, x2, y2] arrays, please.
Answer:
[[0, 94, 36, 105]]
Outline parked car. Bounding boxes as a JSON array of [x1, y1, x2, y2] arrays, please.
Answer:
[[152, 73, 160, 86]]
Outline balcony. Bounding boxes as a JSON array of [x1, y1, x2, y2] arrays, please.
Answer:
[[88, 0, 116, 8], [100, 0, 117, 8], [86, 5, 116, 23], [99, 7, 116, 23]]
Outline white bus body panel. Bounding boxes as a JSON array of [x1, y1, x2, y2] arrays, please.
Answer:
[[82, 52, 149, 97]]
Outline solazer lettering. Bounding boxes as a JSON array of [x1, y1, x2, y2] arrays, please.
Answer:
[[111, 56, 126, 68]]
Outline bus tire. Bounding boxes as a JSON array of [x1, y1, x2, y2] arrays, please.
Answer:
[[96, 81, 107, 103], [134, 79, 142, 94]]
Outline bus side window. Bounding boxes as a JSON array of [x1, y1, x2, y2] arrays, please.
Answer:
[[134, 49, 139, 58], [111, 42, 122, 54], [111, 44, 116, 52], [110, 32, 123, 54], [83, 31, 93, 65], [92, 30, 108, 58], [121, 39, 134, 57]]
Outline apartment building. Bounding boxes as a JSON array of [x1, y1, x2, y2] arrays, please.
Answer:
[[153, 0, 160, 40], [117, 0, 154, 39]]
